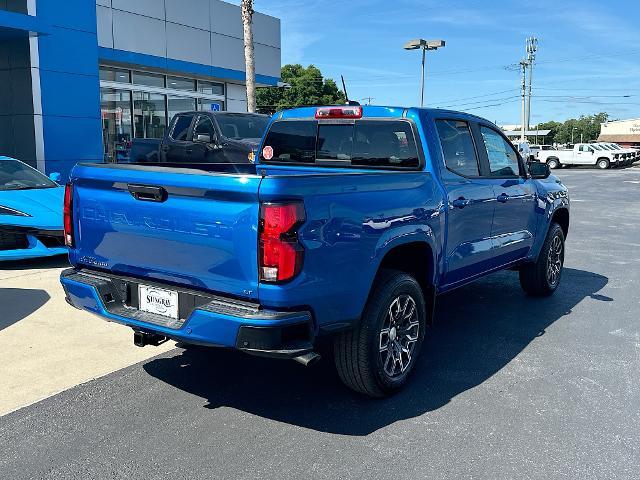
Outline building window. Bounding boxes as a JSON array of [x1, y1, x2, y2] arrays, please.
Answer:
[[100, 88, 133, 163], [133, 92, 167, 139], [167, 76, 196, 92], [99, 67, 131, 83], [168, 96, 197, 122], [198, 80, 224, 96], [132, 70, 166, 88], [197, 98, 224, 112]]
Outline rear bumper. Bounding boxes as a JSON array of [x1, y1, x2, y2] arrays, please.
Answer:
[[60, 268, 314, 358]]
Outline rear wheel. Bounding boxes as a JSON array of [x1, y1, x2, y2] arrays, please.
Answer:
[[597, 158, 610, 169], [519, 223, 565, 297], [333, 270, 427, 397], [547, 158, 560, 169]]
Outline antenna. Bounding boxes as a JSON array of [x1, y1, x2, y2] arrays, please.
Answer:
[[341, 75, 349, 104]]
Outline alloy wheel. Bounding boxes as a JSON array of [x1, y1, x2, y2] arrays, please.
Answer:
[[546, 234, 563, 287], [379, 295, 420, 378]]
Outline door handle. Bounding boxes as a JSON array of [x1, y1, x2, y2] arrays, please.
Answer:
[[161, 146, 169, 152], [452, 197, 471, 209], [128, 184, 168, 202], [497, 193, 509, 203], [185, 148, 193, 155]]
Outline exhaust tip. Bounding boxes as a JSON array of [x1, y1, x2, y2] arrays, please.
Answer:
[[293, 352, 321, 367]]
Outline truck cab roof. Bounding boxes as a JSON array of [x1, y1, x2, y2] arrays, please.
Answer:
[[274, 105, 493, 125]]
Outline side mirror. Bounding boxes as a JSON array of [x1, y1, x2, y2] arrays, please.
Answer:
[[49, 172, 61, 182], [529, 161, 550, 179], [195, 134, 211, 143]]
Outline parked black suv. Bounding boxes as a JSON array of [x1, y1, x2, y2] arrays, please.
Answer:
[[129, 111, 270, 164]]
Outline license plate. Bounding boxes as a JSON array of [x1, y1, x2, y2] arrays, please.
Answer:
[[138, 285, 179, 320]]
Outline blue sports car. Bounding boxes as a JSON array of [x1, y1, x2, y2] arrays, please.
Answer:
[[0, 156, 67, 261]]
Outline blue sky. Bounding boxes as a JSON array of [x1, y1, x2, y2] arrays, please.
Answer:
[[241, 0, 640, 125]]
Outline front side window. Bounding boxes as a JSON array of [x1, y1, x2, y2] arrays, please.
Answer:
[[170, 115, 194, 141], [480, 126, 520, 177], [435, 119, 479, 177], [0, 160, 56, 191], [192, 116, 216, 142]]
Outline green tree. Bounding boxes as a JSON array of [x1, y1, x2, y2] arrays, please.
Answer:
[[553, 113, 609, 144], [257, 64, 345, 114], [535, 120, 562, 144]]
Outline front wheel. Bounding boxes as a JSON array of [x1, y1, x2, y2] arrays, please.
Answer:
[[597, 158, 610, 169], [547, 158, 560, 169], [333, 270, 427, 397], [519, 223, 565, 297]]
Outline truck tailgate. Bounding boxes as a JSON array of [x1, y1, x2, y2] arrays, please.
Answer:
[[70, 164, 261, 300]]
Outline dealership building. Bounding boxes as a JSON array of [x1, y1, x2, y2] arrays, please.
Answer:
[[0, 0, 281, 179], [598, 118, 640, 148]]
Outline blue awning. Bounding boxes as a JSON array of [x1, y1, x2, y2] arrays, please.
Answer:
[[0, 10, 52, 39]]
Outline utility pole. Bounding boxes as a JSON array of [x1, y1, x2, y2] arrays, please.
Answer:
[[525, 36, 538, 133], [361, 97, 375, 105], [520, 58, 527, 142]]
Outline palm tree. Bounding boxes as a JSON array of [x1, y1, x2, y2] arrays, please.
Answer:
[[241, 0, 256, 113]]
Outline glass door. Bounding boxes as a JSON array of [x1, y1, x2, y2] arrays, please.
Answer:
[[100, 88, 133, 163], [133, 92, 167, 140]]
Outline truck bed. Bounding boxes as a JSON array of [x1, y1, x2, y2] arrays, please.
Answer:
[[68, 161, 441, 326]]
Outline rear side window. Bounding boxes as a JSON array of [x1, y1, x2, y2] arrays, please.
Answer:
[[479, 126, 521, 177], [435, 120, 480, 177], [170, 115, 194, 141], [262, 119, 419, 169]]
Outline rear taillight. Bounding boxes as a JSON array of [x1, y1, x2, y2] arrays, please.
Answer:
[[63, 183, 74, 247], [259, 202, 305, 282]]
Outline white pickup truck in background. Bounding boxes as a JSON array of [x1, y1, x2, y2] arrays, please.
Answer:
[[598, 142, 637, 166], [538, 143, 621, 169]]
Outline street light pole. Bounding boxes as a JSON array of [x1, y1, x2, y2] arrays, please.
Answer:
[[404, 39, 445, 108], [420, 47, 426, 107]]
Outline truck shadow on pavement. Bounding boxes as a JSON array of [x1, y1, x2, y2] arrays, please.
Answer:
[[143, 267, 609, 436], [0, 288, 50, 331]]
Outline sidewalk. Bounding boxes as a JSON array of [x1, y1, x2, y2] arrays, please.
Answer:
[[0, 257, 174, 416]]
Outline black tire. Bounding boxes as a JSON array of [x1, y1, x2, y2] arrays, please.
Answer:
[[519, 223, 565, 297], [547, 158, 560, 169], [333, 269, 427, 397], [597, 158, 610, 169]]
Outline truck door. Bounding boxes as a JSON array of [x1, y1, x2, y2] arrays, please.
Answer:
[[160, 113, 195, 163], [189, 115, 226, 163], [476, 125, 537, 266], [575, 144, 594, 165], [434, 119, 497, 287]]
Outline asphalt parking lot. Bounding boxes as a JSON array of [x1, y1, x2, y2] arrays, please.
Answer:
[[1, 166, 639, 480]]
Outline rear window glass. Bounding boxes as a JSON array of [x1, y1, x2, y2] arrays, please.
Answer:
[[170, 115, 194, 141], [264, 120, 317, 163], [262, 120, 420, 169]]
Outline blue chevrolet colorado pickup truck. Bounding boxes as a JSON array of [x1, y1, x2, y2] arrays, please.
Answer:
[[60, 105, 569, 397]]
